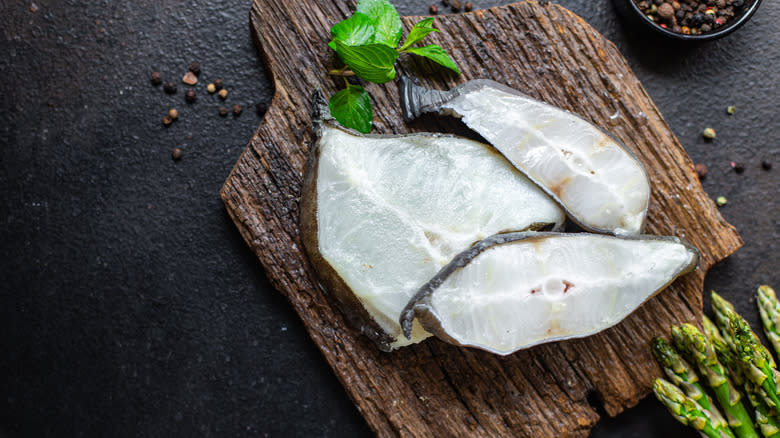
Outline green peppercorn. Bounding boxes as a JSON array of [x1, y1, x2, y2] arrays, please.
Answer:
[[716, 196, 727, 207], [702, 127, 716, 140], [726, 105, 736, 115]]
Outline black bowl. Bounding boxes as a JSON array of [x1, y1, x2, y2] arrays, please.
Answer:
[[613, 0, 763, 41]]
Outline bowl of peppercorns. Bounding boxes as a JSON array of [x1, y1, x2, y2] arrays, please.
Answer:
[[617, 0, 762, 40]]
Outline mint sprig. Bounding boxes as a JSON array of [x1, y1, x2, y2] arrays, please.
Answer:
[[329, 84, 373, 135], [327, 0, 460, 133]]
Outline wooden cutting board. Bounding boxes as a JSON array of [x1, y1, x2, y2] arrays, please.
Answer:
[[220, 1, 743, 436]]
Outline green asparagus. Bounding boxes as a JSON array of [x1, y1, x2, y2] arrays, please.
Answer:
[[758, 285, 780, 358], [653, 336, 721, 417], [653, 378, 736, 438], [672, 324, 758, 438], [744, 380, 780, 438], [712, 291, 741, 351], [703, 315, 746, 387], [732, 315, 780, 411]]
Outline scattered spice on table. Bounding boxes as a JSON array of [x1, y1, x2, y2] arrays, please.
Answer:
[[182, 71, 198, 85], [730, 161, 745, 174], [188, 62, 201, 76], [164, 82, 177, 94], [430, 4, 438, 14], [727, 105, 736, 115], [442, 0, 450, 6], [233, 104, 243, 116], [168, 108, 178, 120], [185, 89, 197, 103], [162, 115, 173, 126], [218, 89, 228, 100], [762, 160, 773, 171], [465, 1, 474, 11], [219, 106, 229, 117], [451, 0, 461, 12], [256, 102, 268, 116], [633, 0, 750, 35], [151, 71, 162, 86], [716, 195, 727, 207], [694, 163, 708, 179], [702, 127, 716, 140], [207, 83, 216, 94], [172, 148, 182, 161], [213, 78, 224, 90]]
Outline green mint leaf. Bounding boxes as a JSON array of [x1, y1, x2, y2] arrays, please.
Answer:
[[399, 18, 439, 51], [330, 12, 375, 46], [356, 0, 402, 47], [330, 85, 373, 133], [331, 40, 399, 83], [405, 44, 460, 74]]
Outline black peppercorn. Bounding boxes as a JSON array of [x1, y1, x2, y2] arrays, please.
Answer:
[[690, 12, 705, 26], [188, 62, 201, 76], [151, 71, 162, 86], [233, 104, 243, 116], [732, 161, 745, 173], [430, 4, 438, 14], [762, 160, 772, 171], [465, 1, 473, 11], [185, 89, 197, 103], [451, 0, 461, 12], [256, 102, 268, 116], [213, 78, 223, 90], [219, 106, 228, 117], [442, 0, 449, 6], [164, 82, 177, 94], [172, 148, 182, 161]]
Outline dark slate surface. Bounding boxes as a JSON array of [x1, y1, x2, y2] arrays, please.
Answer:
[[0, 0, 777, 436]]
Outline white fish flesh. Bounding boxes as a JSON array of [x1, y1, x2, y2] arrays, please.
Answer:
[[400, 232, 698, 355], [300, 94, 566, 351], [401, 78, 651, 236]]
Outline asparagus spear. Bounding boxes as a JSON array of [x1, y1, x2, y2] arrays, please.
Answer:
[[672, 324, 758, 438], [653, 336, 722, 417], [703, 315, 746, 387], [654, 378, 737, 438], [745, 380, 780, 438], [732, 315, 780, 411], [758, 285, 780, 358], [712, 291, 742, 351]]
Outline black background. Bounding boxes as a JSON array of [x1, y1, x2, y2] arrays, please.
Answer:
[[1, 0, 777, 436]]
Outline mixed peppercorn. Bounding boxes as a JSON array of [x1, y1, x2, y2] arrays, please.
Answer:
[[634, 0, 750, 35], [149, 64, 267, 160]]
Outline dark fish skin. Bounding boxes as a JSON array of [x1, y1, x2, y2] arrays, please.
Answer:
[[399, 231, 700, 341]]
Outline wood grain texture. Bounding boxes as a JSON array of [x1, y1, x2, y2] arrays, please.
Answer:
[[220, 1, 743, 436]]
